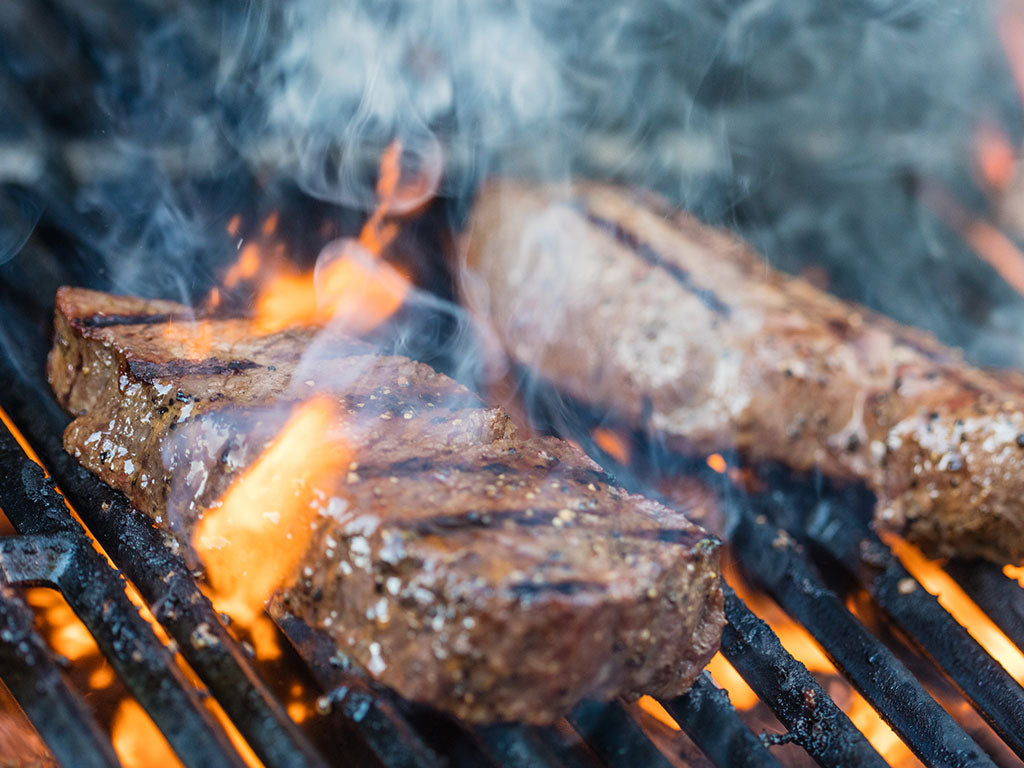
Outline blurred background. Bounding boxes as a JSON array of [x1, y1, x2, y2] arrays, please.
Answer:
[[2, 0, 1024, 366]]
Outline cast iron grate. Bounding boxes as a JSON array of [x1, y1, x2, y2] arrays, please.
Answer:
[[4, 248, 1024, 768]]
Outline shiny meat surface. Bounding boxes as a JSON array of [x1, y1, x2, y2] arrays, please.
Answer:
[[462, 180, 1024, 563], [48, 286, 724, 723]]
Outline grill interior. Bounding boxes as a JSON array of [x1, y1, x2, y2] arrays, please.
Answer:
[[4, 230, 1024, 768], [6, 1, 1024, 766]]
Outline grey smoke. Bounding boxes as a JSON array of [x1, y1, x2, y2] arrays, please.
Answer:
[[4, 0, 1023, 365]]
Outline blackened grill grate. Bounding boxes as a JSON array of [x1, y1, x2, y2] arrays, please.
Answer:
[[4, 255, 1024, 768]]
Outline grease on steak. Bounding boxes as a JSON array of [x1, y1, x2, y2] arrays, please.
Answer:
[[462, 180, 1024, 563], [48, 286, 724, 723]]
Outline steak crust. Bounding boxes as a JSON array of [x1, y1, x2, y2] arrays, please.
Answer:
[[462, 180, 1024, 563], [49, 286, 724, 724]]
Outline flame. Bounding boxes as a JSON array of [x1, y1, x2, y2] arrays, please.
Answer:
[[706, 652, 758, 710], [974, 121, 1017, 191], [920, 182, 1024, 298], [885, 534, 1024, 683], [636, 695, 680, 730], [226, 214, 242, 238], [1, 408, 267, 766], [591, 427, 631, 465], [724, 560, 916, 766], [706, 453, 727, 474], [225, 243, 264, 289], [1004, 563, 1024, 586], [111, 699, 183, 768], [261, 211, 279, 237], [194, 396, 350, 626], [246, 139, 438, 336]]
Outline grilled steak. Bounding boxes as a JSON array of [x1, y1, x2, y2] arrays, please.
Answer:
[[49, 286, 724, 724], [462, 179, 1024, 563]]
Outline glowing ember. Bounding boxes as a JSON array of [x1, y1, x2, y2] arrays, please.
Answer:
[[591, 426, 631, 465], [193, 396, 350, 626], [111, 699, 182, 768], [706, 453, 727, 474], [885, 534, 1024, 684]]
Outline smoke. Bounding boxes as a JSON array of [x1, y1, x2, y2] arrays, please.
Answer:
[[2, 0, 1023, 365]]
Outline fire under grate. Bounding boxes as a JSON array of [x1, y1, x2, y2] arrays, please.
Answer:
[[3, 246, 1024, 768]]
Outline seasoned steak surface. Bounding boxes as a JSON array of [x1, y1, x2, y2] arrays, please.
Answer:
[[462, 180, 1024, 563], [49, 286, 724, 723]]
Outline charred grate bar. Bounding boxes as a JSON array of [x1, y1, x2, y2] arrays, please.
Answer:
[[716, 585, 887, 768], [0, 422, 250, 768], [730, 506, 997, 768], [566, 699, 675, 768], [663, 671, 782, 768], [807, 498, 1024, 760], [944, 559, 1024, 653], [0, 358, 330, 768], [0, 581, 119, 768]]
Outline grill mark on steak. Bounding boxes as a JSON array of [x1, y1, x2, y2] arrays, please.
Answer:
[[464, 179, 1024, 564], [579, 206, 732, 319], [127, 358, 262, 379], [507, 580, 606, 597], [398, 507, 562, 535], [78, 312, 197, 328], [353, 455, 615, 489]]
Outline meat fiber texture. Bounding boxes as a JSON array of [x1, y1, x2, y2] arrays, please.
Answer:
[[48, 286, 724, 724], [462, 179, 1024, 564]]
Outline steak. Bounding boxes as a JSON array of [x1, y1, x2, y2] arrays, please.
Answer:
[[461, 179, 1024, 563], [49, 286, 724, 724]]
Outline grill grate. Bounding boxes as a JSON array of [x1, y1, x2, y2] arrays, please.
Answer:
[[5, 255, 1024, 767]]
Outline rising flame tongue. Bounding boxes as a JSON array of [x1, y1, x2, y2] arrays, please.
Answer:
[[249, 139, 437, 336], [193, 396, 350, 626]]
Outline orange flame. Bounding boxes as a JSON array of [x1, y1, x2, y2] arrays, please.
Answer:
[[885, 534, 1024, 684], [193, 396, 350, 626], [921, 182, 1024, 298], [706, 453, 727, 474], [975, 121, 1017, 191], [247, 139, 437, 336], [723, 560, 916, 766], [591, 427, 631, 465], [636, 695, 680, 731], [111, 699, 183, 768]]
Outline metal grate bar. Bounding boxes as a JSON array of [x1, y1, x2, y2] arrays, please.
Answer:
[[567, 700, 674, 768], [730, 509, 996, 768], [0, 356, 329, 768], [808, 500, 1024, 760], [663, 671, 782, 768], [272, 607, 446, 768], [0, 423, 247, 768], [0, 582, 120, 768], [718, 586, 887, 768], [944, 559, 1024, 653]]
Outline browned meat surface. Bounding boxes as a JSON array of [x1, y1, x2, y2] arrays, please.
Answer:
[[49, 286, 724, 724], [462, 179, 1024, 563]]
